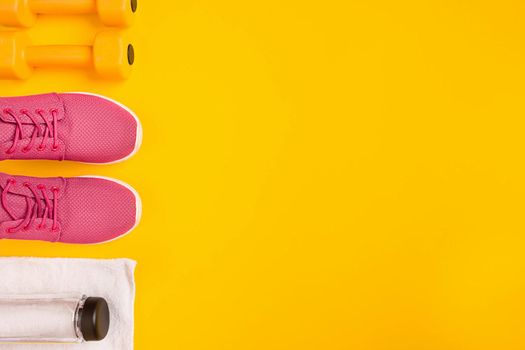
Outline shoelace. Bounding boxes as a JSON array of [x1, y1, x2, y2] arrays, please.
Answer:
[[2, 109, 59, 154], [1, 179, 59, 233]]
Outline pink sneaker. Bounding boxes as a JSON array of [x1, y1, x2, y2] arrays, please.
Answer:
[[0, 92, 142, 163], [0, 172, 141, 244]]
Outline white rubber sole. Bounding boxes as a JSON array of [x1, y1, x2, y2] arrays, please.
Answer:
[[68, 92, 143, 165], [79, 175, 142, 244]]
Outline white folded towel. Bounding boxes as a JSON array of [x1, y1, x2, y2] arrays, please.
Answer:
[[0, 257, 135, 350]]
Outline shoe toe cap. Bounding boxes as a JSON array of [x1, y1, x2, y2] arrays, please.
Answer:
[[60, 93, 141, 163], [59, 176, 141, 244]]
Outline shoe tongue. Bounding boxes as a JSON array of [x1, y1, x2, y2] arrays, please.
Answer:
[[0, 123, 30, 144], [0, 93, 65, 145], [0, 173, 65, 224], [0, 192, 29, 223]]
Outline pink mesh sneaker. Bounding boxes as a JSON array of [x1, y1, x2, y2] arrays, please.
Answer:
[[0, 92, 142, 163], [0, 172, 141, 244]]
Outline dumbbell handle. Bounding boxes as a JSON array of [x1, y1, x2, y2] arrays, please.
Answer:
[[26, 46, 92, 68], [29, 0, 96, 14]]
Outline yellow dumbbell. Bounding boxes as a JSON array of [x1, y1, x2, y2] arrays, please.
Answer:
[[0, 30, 134, 79], [0, 0, 136, 27]]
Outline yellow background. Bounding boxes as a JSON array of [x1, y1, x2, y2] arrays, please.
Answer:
[[2, 0, 525, 348]]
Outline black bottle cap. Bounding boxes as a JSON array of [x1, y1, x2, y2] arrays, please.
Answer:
[[80, 297, 110, 342]]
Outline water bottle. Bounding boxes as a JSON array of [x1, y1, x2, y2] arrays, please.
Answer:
[[0, 294, 110, 343]]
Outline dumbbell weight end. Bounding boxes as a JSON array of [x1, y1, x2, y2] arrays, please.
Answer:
[[0, 31, 32, 79], [0, 0, 37, 27]]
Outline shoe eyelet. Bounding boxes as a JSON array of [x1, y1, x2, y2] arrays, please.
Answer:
[[21, 147, 30, 153], [51, 186, 59, 192], [37, 184, 45, 190], [23, 182, 31, 187], [2, 108, 13, 115], [8, 179, 16, 185], [19, 108, 29, 114], [37, 146, 45, 151], [52, 145, 59, 152], [5, 149, 14, 155]]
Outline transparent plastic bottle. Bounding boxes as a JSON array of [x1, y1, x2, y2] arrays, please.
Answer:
[[0, 294, 110, 343]]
